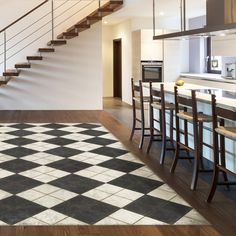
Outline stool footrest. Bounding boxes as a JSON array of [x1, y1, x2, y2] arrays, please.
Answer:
[[178, 156, 194, 160], [217, 182, 236, 186], [199, 169, 213, 173]]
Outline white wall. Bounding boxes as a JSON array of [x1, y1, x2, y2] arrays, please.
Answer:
[[0, 23, 103, 110], [102, 25, 113, 97]]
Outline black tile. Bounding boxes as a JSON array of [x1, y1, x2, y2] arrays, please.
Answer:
[[0, 159, 39, 173], [90, 147, 128, 157], [42, 123, 67, 129], [99, 159, 143, 173], [44, 137, 76, 146], [74, 123, 101, 129], [47, 159, 91, 173], [79, 130, 108, 137], [84, 137, 117, 146], [45, 147, 83, 157], [0, 196, 46, 225], [6, 130, 34, 137], [125, 195, 192, 224], [3, 137, 36, 146], [43, 130, 71, 137], [8, 124, 34, 129], [1, 147, 37, 158], [49, 174, 103, 194], [53, 195, 118, 224], [0, 174, 42, 194], [109, 174, 163, 194]]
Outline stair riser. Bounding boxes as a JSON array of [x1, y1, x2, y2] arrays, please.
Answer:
[[27, 57, 43, 60], [38, 49, 55, 53]]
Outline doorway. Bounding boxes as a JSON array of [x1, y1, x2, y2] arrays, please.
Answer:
[[113, 39, 122, 99]]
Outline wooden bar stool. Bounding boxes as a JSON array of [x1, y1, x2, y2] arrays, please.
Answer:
[[147, 82, 175, 165], [130, 78, 150, 149], [207, 95, 236, 202], [170, 87, 213, 190]]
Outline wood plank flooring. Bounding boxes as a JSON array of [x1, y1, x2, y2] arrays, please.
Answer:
[[0, 108, 229, 235]]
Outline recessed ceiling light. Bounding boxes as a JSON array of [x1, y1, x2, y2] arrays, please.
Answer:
[[104, 21, 108, 24], [159, 12, 164, 16]]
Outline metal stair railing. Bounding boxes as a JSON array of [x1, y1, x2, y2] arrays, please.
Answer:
[[0, 0, 109, 74]]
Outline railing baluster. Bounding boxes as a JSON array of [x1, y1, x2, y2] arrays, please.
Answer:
[[153, 0, 156, 37], [51, 0, 54, 41], [4, 31, 6, 74]]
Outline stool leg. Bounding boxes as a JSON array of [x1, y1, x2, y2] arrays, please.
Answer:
[[160, 110, 166, 165], [207, 165, 219, 202], [139, 105, 145, 149], [220, 134, 230, 190], [169, 110, 174, 147], [199, 122, 205, 170], [147, 106, 154, 153], [170, 116, 180, 173], [130, 100, 136, 141]]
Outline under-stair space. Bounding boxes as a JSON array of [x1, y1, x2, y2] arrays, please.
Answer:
[[0, 0, 123, 84]]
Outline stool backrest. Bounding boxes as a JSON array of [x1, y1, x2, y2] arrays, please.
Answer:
[[131, 78, 144, 108], [149, 82, 165, 108]]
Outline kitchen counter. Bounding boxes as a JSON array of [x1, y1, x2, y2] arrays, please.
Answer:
[[144, 82, 236, 111], [180, 73, 236, 84]]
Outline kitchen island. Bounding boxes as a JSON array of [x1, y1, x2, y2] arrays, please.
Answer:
[[143, 82, 236, 172]]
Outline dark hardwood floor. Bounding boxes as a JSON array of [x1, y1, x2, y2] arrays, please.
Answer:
[[0, 105, 230, 235]]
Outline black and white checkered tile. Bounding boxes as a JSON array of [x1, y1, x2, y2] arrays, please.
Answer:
[[0, 123, 209, 225]]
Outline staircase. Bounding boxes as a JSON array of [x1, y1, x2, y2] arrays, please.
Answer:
[[0, 0, 123, 82]]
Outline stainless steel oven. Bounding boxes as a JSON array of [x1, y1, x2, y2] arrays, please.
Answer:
[[141, 60, 163, 82]]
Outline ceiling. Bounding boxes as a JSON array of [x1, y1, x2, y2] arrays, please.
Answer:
[[104, 0, 207, 25]]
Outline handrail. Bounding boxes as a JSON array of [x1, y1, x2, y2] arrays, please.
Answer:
[[0, 0, 49, 33]]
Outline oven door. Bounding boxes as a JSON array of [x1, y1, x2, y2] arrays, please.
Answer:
[[142, 65, 162, 82]]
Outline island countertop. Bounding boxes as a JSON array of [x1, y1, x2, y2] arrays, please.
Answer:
[[143, 82, 236, 111]]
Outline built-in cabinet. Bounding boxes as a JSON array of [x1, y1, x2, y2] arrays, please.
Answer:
[[132, 29, 163, 81]]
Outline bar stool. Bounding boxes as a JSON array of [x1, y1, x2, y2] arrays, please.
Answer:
[[170, 87, 213, 190], [207, 95, 236, 202], [130, 78, 150, 149], [147, 82, 175, 165]]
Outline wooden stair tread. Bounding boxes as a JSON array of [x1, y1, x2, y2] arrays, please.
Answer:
[[47, 40, 67, 46], [38, 48, 55, 52], [3, 69, 20, 77], [15, 63, 31, 69], [57, 32, 78, 39], [27, 56, 43, 60]]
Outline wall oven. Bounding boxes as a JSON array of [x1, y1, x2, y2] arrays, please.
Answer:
[[141, 60, 163, 82]]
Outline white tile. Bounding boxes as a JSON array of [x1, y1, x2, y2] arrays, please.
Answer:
[[0, 143, 16, 151], [34, 209, 67, 224], [74, 169, 98, 178], [33, 166, 55, 174], [90, 173, 117, 183], [147, 174, 163, 182], [26, 134, 55, 141], [45, 155, 63, 162], [34, 195, 63, 208], [24, 143, 57, 152], [33, 184, 60, 194], [77, 152, 98, 158], [117, 153, 143, 164], [95, 184, 123, 194], [157, 184, 176, 193], [95, 217, 126, 225], [56, 217, 87, 225], [115, 189, 143, 201], [0, 155, 16, 163], [25, 127, 52, 133], [50, 189, 77, 201], [94, 155, 112, 162], [103, 169, 125, 178], [0, 169, 14, 178], [86, 166, 110, 174], [184, 209, 209, 224], [135, 216, 167, 225], [69, 155, 89, 162], [100, 133, 118, 140], [148, 188, 177, 200], [81, 158, 106, 165], [0, 189, 12, 200], [19, 169, 42, 178], [48, 169, 70, 178], [109, 209, 143, 224], [174, 216, 209, 225], [15, 217, 47, 225], [102, 195, 132, 208], [83, 189, 111, 201], [130, 169, 153, 178], [34, 174, 58, 183], [169, 195, 190, 207], [17, 189, 45, 201]]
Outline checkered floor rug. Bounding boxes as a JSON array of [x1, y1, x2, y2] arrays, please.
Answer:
[[0, 123, 209, 225]]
